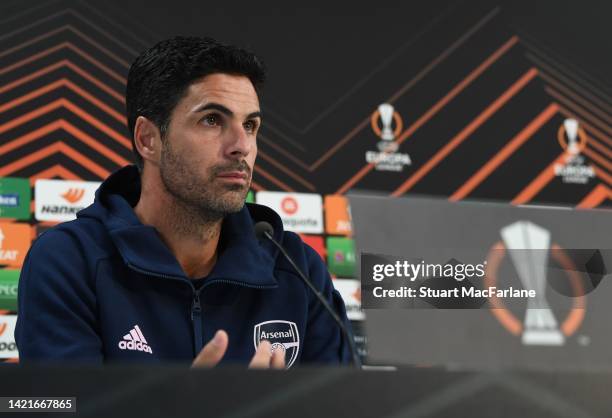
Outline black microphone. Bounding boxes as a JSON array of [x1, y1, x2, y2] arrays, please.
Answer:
[[254, 221, 361, 367]]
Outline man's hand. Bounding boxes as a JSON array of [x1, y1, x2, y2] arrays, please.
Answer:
[[248, 340, 286, 369], [191, 330, 286, 369], [191, 330, 229, 367]]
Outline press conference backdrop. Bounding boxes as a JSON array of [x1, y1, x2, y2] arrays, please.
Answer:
[[0, 0, 610, 363]]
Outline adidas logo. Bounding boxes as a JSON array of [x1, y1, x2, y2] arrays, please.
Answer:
[[118, 325, 153, 354]]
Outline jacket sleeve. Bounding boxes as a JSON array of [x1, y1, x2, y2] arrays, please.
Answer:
[[298, 241, 357, 366], [15, 228, 103, 363]]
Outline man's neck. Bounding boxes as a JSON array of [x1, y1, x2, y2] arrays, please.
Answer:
[[134, 174, 221, 280]]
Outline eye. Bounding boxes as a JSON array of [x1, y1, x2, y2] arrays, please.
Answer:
[[202, 113, 221, 126], [243, 119, 258, 133]]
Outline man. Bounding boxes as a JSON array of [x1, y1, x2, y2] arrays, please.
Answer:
[[15, 36, 353, 368]]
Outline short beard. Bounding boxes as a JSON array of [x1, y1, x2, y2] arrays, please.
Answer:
[[159, 137, 250, 229]]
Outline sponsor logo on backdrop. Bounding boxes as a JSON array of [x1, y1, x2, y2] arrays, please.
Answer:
[[256, 191, 323, 233], [554, 118, 595, 184], [245, 190, 255, 204], [0, 315, 18, 358], [35, 179, 100, 222], [280, 197, 298, 215], [0, 270, 19, 311], [366, 103, 412, 172], [299, 234, 326, 261], [61, 188, 85, 204], [324, 195, 352, 235], [333, 278, 365, 321], [0, 177, 31, 220], [0, 223, 31, 267], [326, 237, 356, 277], [486, 221, 585, 346], [253, 320, 300, 368], [0, 195, 18, 208]]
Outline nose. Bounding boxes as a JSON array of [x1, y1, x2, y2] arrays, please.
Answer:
[[224, 121, 254, 160]]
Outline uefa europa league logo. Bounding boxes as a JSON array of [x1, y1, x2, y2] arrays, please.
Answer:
[[563, 119, 580, 156], [371, 103, 403, 152], [486, 221, 586, 345], [378, 103, 396, 141], [501, 221, 564, 345], [553, 118, 594, 184], [558, 118, 587, 156]]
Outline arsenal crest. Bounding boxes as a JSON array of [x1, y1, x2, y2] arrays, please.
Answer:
[[253, 320, 300, 368]]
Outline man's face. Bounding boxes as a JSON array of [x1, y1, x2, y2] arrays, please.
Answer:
[[159, 73, 260, 218]]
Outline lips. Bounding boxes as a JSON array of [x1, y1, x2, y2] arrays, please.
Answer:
[[217, 171, 248, 179], [216, 171, 249, 186]]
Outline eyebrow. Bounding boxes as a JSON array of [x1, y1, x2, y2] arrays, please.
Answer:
[[194, 102, 262, 121]]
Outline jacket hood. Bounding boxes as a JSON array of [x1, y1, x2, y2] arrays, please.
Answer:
[[78, 165, 284, 287]]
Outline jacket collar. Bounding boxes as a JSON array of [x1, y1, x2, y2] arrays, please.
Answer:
[[80, 165, 280, 288]]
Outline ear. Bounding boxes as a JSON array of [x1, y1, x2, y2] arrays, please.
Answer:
[[133, 116, 162, 167]]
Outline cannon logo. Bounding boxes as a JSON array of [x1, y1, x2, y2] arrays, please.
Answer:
[[253, 320, 300, 368], [35, 179, 100, 222]]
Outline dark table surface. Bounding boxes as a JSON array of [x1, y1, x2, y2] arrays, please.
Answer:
[[0, 364, 608, 418]]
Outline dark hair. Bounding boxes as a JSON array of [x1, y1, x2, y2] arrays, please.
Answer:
[[126, 36, 266, 170]]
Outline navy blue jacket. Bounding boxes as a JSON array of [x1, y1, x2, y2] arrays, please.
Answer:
[[15, 165, 352, 366]]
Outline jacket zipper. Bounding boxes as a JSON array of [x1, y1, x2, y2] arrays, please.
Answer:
[[191, 291, 203, 355], [126, 263, 276, 356]]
